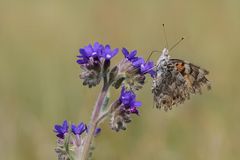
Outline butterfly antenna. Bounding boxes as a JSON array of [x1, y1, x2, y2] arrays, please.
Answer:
[[162, 24, 169, 48], [169, 37, 184, 51], [145, 24, 168, 62], [146, 50, 162, 62]]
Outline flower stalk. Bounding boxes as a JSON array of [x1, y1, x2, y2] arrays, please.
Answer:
[[80, 82, 110, 160]]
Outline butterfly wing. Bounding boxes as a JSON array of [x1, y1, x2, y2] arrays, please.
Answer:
[[152, 59, 211, 111], [170, 59, 211, 91]]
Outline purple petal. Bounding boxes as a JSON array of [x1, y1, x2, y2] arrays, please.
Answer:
[[94, 128, 101, 136], [76, 59, 88, 64], [62, 120, 68, 129], [77, 55, 83, 58], [78, 123, 86, 135], [132, 57, 145, 67], [84, 45, 93, 55], [105, 48, 118, 59], [134, 101, 142, 107], [54, 125, 62, 133], [93, 42, 100, 50], [112, 48, 119, 56], [54, 120, 69, 139], [71, 124, 77, 134], [122, 48, 129, 57], [128, 50, 137, 59], [140, 61, 154, 72], [120, 89, 137, 107], [79, 48, 87, 56], [104, 45, 111, 52], [71, 122, 86, 135], [148, 70, 156, 78]]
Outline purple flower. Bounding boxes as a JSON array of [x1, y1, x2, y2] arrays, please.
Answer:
[[119, 87, 142, 114], [76, 42, 119, 88], [77, 42, 119, 64], [122, 48, 137, 61], [77, 42, 104, 64], [121, 48, 145, 67], [110, 87, 142, 131], [103, 45, 119, 60], [121, 47, 155, 74], [131, 57, 145, 67], [140, 61, 156, 77], [54, 120, 69, 139], [71, 122, 86, 135]]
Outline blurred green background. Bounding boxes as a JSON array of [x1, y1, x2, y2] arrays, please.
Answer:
[[0, 0, 239, 160]]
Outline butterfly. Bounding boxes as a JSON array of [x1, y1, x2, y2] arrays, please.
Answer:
[[152, 43, 211, 111]]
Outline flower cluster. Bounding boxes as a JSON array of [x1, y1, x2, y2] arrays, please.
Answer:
[[76, 42, 156, 132], [77, 42, 119, 87], [54, 42, 156, 159], [77, 42, 155, 90], [119, 87, 142, 115], [110, 87, 142, 131], [54, 120, 70, 139], [122, 48, 155, 77], [54, 120, 101, 139], [54, 120, 101, 160], [113, 48, 155, 90]]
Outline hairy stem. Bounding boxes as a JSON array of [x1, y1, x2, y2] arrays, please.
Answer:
[[80, 83, 110, 160], [96, 100, 119, 125]]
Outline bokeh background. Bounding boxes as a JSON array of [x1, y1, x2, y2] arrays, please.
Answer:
[[0, 0, 240, 160]]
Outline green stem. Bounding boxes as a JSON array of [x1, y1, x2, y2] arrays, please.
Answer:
[[96, 100, 119, 125]]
